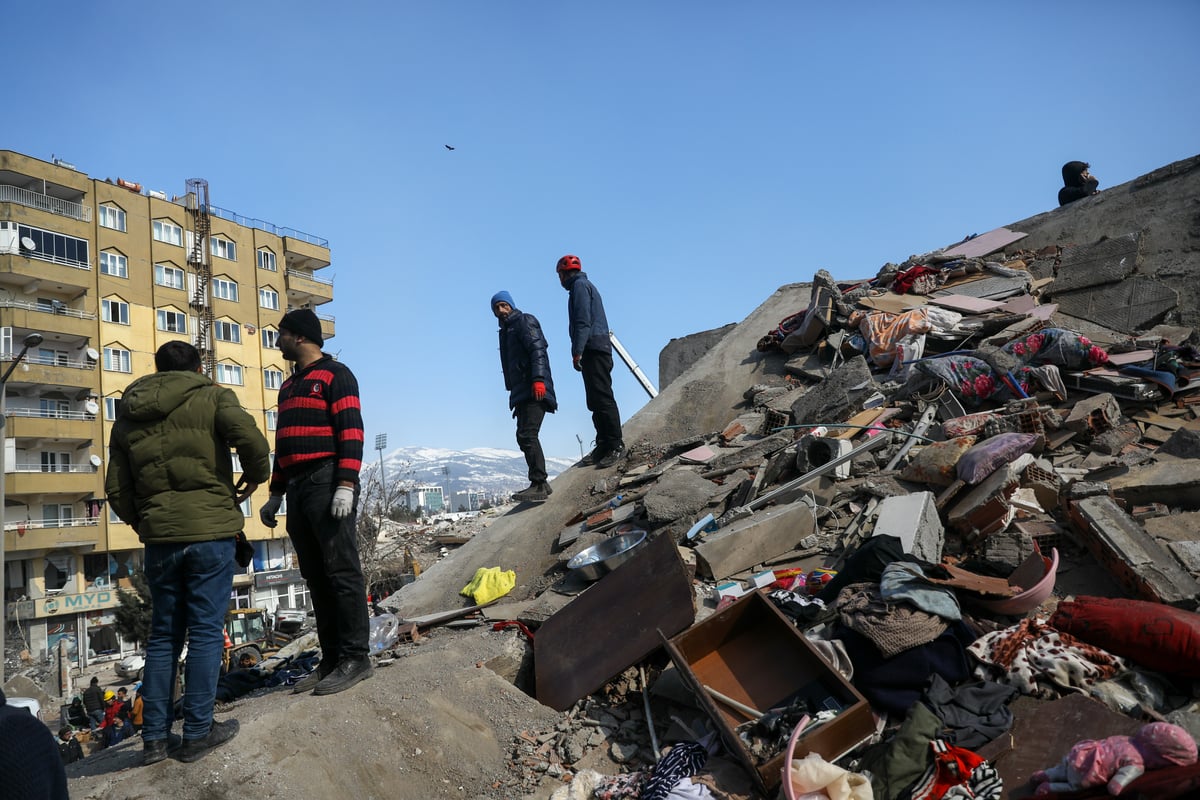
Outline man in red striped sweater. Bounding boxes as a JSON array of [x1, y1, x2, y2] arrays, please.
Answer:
[[259, 308, 372, 696]]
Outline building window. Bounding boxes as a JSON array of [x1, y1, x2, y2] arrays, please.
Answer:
[[16, 224, 89, 269], [265, 409, 277, 430], [257, 248, 277, 271], [153, 220, 183, 246], [157, 309, 187, 333], [216, 363, 244, 385], [264, 368, 284, 390], [103, 347, 132, 373], [155, 263, 185, 289], [36, 347, 70, 366], [214, 320, 241, 343], [259, 288, 279, 310], [104, 397, 120, 420], [99, 252, 128, 278], [230, 453, 243, 473], [40, 399, 70, 418], [213, 277, 239, 302], [101, 298, 129, 325], [261, 328, 279, 349], [99, 205, 126, 232], [210, 237, 237, 261]]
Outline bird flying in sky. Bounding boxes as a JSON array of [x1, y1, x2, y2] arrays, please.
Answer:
[[444, 144, 455, 151]]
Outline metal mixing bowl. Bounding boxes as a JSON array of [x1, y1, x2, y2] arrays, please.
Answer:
[[567, 528, 648, 582]]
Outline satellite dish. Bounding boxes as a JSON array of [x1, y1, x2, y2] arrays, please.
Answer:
[[89, 454, 103, 468], [20, 236, 37, 251], [85, 348, 100, 361], [84, 400, 99, 415]]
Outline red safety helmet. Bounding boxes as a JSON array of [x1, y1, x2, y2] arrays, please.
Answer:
[[556, 254, 582, 272]]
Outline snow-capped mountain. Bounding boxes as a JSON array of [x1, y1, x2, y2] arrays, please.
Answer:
[[364, 445, 576, 497]]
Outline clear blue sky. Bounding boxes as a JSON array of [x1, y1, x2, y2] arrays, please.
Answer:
[[8, 2, 1199, 460]]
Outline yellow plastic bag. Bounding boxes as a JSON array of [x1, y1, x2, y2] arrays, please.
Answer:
[[460, 566, 516, 605]]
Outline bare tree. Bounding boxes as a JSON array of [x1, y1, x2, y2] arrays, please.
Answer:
[[356, 459, 417, 596]]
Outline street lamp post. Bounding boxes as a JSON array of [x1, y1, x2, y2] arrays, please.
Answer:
[[374, 433, 387, 535], [0, 331, 45, 684]]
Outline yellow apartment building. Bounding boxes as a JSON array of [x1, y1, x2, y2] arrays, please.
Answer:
[[0, 149, 333, 667]]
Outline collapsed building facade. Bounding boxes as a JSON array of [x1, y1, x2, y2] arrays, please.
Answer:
[[408, 153, 1200, 799]]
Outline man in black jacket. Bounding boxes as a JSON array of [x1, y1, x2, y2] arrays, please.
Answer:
[[1058, 160, 1099, 206], [492, 291, 557, 503]]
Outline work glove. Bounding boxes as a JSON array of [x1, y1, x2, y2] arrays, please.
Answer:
[[259, 495, 283, 528], [532, 381, 546, 401], [573, 354, 583, 372], [331, 486, 355, 519]]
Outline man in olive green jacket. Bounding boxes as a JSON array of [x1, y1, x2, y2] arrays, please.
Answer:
[[105, 341, 269, 766]]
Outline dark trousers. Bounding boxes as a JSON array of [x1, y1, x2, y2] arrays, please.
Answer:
[[514, 401, 548, 483], [581, 350, 623, 452], [286, 462, 370, 664]]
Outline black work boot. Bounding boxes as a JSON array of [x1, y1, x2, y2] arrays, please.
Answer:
[[513, 483, 551, 503], [579, 448, 605, 467], [143, 739, 168, 766], [313, 657, 373, 696], [176, 719, 239, 763], [597, 443, 626, 469], [292, 659, 335, 694]]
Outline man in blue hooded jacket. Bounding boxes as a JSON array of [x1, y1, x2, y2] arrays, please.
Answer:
[[556, 254, 624, 468], [492, 291, 557, 502]]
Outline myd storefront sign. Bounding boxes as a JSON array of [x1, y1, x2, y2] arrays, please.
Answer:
[[5, 590, 119, 620]]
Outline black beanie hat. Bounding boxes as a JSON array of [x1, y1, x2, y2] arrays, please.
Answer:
[[279, 308, 324, 346]]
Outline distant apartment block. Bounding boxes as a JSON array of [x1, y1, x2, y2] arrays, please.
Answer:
[[0, 150, 335, 665], [450, 490, 487, 512], [405, 486, 445, 514]]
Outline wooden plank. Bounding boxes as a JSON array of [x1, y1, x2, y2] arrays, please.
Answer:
[[829, 408, 885, 440], [941, 226, 1027, 258], [927, 294, 1006, 314], [534, 533, 695, 711]]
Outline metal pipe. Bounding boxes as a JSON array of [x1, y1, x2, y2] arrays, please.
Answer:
[[609, 331, 658, 399]]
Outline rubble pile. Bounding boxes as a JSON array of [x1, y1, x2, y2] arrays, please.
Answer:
[[449, 220, 1200, 798]]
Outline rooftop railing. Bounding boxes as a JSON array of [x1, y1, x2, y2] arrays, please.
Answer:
[[207, 205, 329, 248]]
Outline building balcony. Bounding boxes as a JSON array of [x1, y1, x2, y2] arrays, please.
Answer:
[[0, 298, 96, 339], [6, 464, 102, 497], [319, 313, 336, 342], [6, 410, 97, 443], [12, 355, 99, 391], [285, 269, 334, 306], [0, 253, 91, 295], [3, 518, 100, 554], [0, 183, 91, 222], [283, 235, 331, 272]]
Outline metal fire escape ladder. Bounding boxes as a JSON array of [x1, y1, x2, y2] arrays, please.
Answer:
[[185, 178, 217, 376]]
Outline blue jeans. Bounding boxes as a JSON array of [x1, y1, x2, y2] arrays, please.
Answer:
[[142, 538, 234, 742], [286, 462, 369, 664]]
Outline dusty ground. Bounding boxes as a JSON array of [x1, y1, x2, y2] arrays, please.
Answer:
[[66, 625, 577, 800]]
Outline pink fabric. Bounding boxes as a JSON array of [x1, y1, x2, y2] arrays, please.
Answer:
[[1034, 723, 1198, 795]]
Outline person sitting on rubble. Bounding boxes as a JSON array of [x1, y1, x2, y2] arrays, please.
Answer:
[[1058, 160, 1099, 206], [58, 726, 84, 765]]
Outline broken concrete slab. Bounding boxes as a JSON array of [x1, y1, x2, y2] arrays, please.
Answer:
[[870, 491, 945, 563], [694, 500, 816, 580], [788, 354, 874, 428], [1103, 458, 1200, 510], [947, 454, 1032, 542], [1048, 232, 1140, 294], [1053, 275, 1178, 334], [643, 469, 722, 525], [1157, 423, 1200, 459], [1066, 495, 1200, 608]]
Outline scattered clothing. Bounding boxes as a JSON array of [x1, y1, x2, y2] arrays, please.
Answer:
[[967, 617, 1126, 698]]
